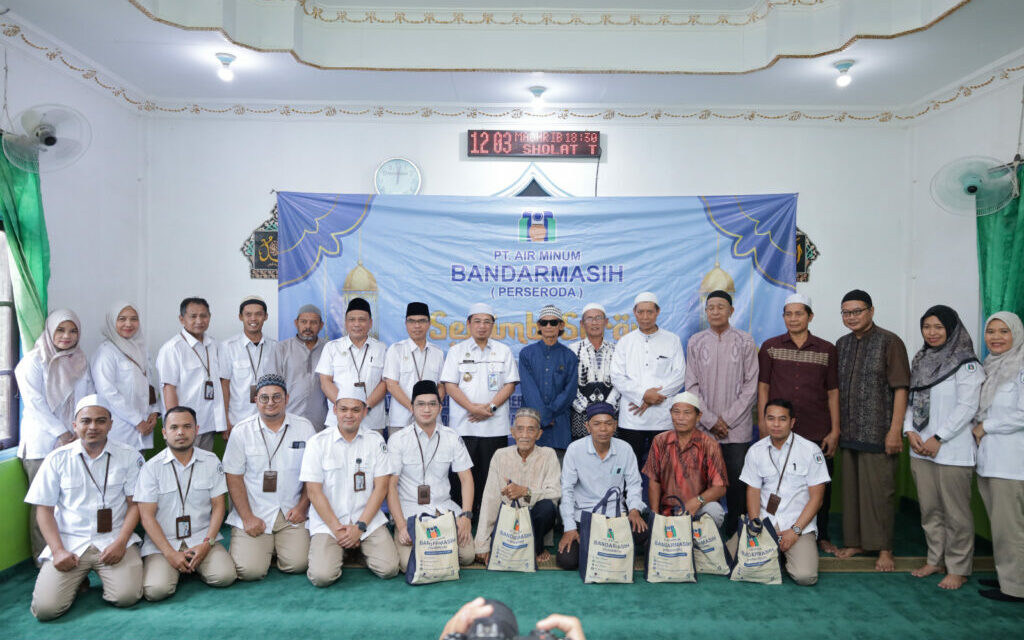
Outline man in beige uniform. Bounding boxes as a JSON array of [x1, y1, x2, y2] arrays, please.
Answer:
[[25, 395, 144, 620], [223, 374, 316, 580], [302, 392, 399, 586], [135, 406, 236, 600]]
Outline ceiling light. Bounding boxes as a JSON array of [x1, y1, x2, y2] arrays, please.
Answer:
[[216, 52, 236, 82], [529, 85, 546, 110], [834, 60, 854, 88]]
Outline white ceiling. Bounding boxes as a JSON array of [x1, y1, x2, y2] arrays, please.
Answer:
[[2, 0, 1023, 112]]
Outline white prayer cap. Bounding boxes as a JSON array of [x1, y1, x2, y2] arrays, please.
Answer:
[[670, 391, 702, 413], [538, 304, 563, 320], [468, 302, 495, 319], [75, 394, 111, 417], [633, 292, 659, 306], [581, 303, 606, 316], [783, 293, 813, 311], [334, 384, 367, 406]]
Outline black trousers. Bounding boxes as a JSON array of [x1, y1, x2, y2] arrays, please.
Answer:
[[451, 435, 508, 518], [615, 427, 659, 505], [720, 442, 751, 538], [811, 439, 835, 542], [529, 499, 557, 553], [556, 520, 650, 571]]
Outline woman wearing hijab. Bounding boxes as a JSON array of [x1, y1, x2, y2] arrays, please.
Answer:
[[971, 312, 1024, 603], [14, 308, 95, 560], [91, 302, 161, 451], [903, 304, 983, 590]]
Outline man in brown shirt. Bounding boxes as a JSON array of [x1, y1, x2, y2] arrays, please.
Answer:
[[643, 392, 728, 528], [833, 290, 910, 571], [757, 293, 840, 553]]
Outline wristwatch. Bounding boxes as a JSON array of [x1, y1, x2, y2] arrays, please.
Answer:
[[356, 521, 367, 532], [524, 488, 533, 503], [488, 403, 498, 413], [203, 537, 215, 548], [697, 495, 706, 506], [792, 525, 803, 535], [934, 434, 943, 443], [459, 511, 473, 521]]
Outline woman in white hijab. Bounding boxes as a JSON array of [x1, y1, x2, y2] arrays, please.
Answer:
[[14, 308, 95, 560], [972, 311, 1024, 603], [91, 301, 161, 451]]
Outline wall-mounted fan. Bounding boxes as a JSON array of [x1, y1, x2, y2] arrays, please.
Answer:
[[1, 104, 92, 173]]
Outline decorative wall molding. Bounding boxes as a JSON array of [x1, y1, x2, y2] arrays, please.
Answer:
[[127, 0, 970, 74], [3, 15, 1022, 126]]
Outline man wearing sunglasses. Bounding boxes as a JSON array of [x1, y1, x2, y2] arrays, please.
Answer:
[[519, 305, 579, 456]]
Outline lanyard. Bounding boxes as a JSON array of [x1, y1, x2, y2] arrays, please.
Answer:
[[170, 460, 195, 517], [414, 429, 441, 485], [121, 351, 146, 374], [182, 332, 211, 380], [246, 342, 264, 380], [257, 419, 290, 470], [769, 434, 796, 494], [348, 344, 370, 384], [410, 346, 425, 382], [79, 452, 111, 509]]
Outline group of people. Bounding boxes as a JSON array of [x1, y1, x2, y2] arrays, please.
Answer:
[[14, 288, 1023, 621]]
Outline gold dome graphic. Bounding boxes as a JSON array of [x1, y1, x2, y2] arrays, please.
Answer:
[[344, 261, 378, 291], [700, 261, 735, 295]]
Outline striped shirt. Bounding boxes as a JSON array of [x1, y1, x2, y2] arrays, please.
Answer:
[[757, 332, 839, 441]]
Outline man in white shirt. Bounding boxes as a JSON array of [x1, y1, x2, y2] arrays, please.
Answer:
[[222, 374, 316, 581], [738, 399, 830, 586], [316, 297, 388, 434], [276, 304, 328, 431], [135, 406, 236, 600], [440, 302, 519, 516], [301, 393, 399, 586], [384, 301, 445, 437], [387, 380, 476, 572], [156, 297, 226, 451], [25, 395, 144, 621], [609, 291, 686, 468], [221, 295, 278, 437]]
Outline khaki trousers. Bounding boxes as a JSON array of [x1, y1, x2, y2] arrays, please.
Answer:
[[394, 528, 475, 573], [910, 457, 974, 575], [727, 530, 818, 586], [230, 511, 310, 581], [21, 458, 45, 563], [31, 544, 143, 621], [196, 432, 216, 452], [978, 476, 1024, 597], [307, 527, 400, 587], [841, 448, 897, 551], [142, 543, 237, 601]]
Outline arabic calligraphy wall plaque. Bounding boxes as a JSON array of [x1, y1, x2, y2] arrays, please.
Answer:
[[240, 205, 278, 279]]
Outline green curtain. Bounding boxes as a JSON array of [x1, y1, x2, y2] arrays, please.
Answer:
[[977, 165, 1024, 321], [0, 142, 49, 350]]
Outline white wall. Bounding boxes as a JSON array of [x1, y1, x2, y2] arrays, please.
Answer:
[[7, 46, 143, 354]]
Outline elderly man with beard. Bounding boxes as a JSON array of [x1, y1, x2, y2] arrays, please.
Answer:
[[276, 304, 328, 431]]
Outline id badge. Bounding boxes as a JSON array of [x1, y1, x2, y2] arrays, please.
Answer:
[[262, 470, 278, 493], [148, 385, 157, 405], [175, 515, 192, 540], [417, 484, 430, 505], [487, 372, 499, 392], [97, 508, 113, 533], [766, 493, 781, 515], [249, 384, 257, 403], [203, 380, 215, 400], [354, 470, 366, 492], [354, 381, 366, 388]]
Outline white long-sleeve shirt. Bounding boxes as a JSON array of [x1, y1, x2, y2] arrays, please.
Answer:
[[977, 366, 1024, 481], [904, 361, 983, 467], [609, 328, 686, 432], [15, 350, 94, 460], [91, 341, 160, 450]]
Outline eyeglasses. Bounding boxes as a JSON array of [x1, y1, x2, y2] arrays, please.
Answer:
[[413, 401, 440, 409], [582, 315, 606, 323], [257, 393, 285, 404], [406, 318, 430, 325], [470, 318, 494, 326], [537, 319, 561, 327], [840, 307, 870, 318]]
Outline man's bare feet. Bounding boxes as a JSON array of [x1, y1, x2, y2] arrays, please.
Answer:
[[818, 539, 839, 555], [536, 550, 551, 564], [938, 574, 968, 590], [912, 563, 944, 578], [875, 550, 895, 572], [835, 546, 864, 559]]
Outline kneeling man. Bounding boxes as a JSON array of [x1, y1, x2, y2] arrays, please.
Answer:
[[643, 392, 728, 527], [739, 399, 829, 586], [556, 402, 648, 571], [302, 392, 399, 586], [387, 380, 476, 572], [26, 395, 144, 620], [135, 406, 236, 600], [474, 407, 562, 565]]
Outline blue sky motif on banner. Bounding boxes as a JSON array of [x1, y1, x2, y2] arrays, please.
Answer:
[[277, 192, 373, 289], [700, 194, 797, 292]]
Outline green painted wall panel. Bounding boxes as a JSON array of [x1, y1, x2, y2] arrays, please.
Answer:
[[0, 457, 31, 571]]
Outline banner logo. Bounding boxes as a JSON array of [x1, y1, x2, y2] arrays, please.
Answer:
[[519, 211, 555, 242]]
